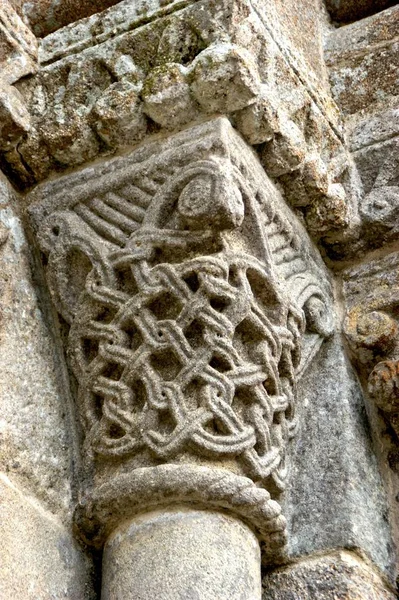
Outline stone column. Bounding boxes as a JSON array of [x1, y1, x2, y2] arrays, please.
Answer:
[[102, 508, 261, 600]]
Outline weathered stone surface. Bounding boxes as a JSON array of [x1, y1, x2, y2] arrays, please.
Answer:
[[0, 82, 30, 150], [102, 508, 262, 600], [0, 0, 397, 596], [0, 474, 94, 599], [251, 0, 332, 97], [12, 0, 123, 38], [27, 117, 334, 563], [349, 107, 399, 154], [343, 252, 399, 453], [323, 6, 399, 261], [93, 80, 147, 145], [142, 63, 200, 129], [343, 251, 399, 379], [262, 551, 396, 599], [38, 0, 197, 65], [0, 175, 78, 519], [327, 28, 398, 118], [0, 1, 36, 151], [285, 335, 395, 578], [325, 6, 399, 163], [190, 44, 261, 113], [342, 251, 399, 582]]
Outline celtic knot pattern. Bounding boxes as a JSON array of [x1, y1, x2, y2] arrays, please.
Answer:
[[69, 226, 304, 488]]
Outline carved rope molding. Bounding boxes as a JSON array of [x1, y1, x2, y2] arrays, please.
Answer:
[[28, 118, 333, 562], [344, 252, 399, 452]]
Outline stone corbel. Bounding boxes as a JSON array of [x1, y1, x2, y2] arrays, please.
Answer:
[[28, 117, 333, 598], [344, 252, 399, 449]]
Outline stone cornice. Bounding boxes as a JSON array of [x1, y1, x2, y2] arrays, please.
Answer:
[[0, 0, 356, 245]]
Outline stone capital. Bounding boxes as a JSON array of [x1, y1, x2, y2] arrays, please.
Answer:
[[28, 117, 334, 561]]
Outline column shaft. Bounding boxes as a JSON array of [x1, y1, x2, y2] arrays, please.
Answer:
[[102, 507, 262, 600]]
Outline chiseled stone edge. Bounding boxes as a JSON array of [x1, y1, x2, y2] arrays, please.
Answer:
[[39, 0, 197, 65], [27, 118, 230, 220], [5, 1, 353, 244], [75, 464, 287, 561]]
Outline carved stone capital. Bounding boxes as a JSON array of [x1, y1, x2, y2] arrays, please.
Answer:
[[28, 118, 333, 562]]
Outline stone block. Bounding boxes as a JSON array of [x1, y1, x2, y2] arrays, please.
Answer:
[[329, 43, 398, 118], [0, 0, 37, 85], [250, 0, 332, 106], [142, 63, 200, 129], [324, 6, 399, 257], [5, 0, 347, 218], [262, 551, 396, 599], [12, 0, 123, 37], [0, 176, 77, 519], [326, 6, 399, 117], [284, 336, 395, 579], [0, 82, 30, 150], [349, 107, 399, 154], [190, 44, 261, 113], [260, 119, 306, 177], [93, 80, 147, 146], [0, 473, 93, 599]]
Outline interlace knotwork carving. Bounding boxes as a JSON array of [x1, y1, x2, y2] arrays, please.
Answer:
[[70, 227, 303, 488]]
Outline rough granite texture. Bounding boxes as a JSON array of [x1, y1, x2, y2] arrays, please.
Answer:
[[0, 0, 354, 247], [0, 0, 398, 597], [0, 173, 96, 598], [343, 250, 399, 571], [0, 474, 93, 599], [324, 5, 399, 261], [12, 0, 123, 37], [102, 508, 262, 599], [262, 551, 397, 599], [0, 175, 76, 518], [285, 336, 395, 578]]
